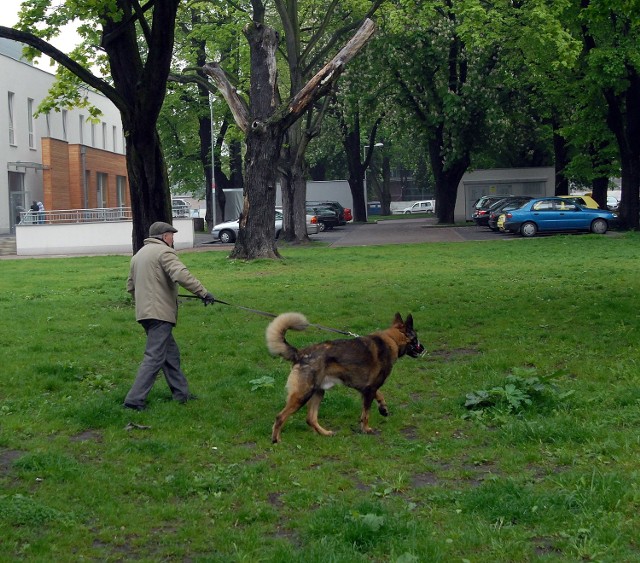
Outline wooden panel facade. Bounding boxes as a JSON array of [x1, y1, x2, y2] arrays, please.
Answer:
[[42, 138, 129, 210]]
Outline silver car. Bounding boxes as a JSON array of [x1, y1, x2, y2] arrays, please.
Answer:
[[211, 209, 319, 243]]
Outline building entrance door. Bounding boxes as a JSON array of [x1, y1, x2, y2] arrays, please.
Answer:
[[8, 171, 27, 234]]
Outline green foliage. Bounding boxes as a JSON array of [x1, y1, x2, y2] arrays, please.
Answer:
[[0, 494, 76, 527], [463, 367, 574, 421]]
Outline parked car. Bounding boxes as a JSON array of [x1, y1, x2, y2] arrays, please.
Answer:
[[276, 207, 320, 236], [306, 205, 340, 231], [307, 200, 347, 225], [486, 197, 532, 231], [402, 200, 435, 214], [607, 195, 619, 211], [212, 209, 320, 243], [472, 196, 512, 227], [502, 197, 618, 237], [471, 195, 512, 221], [559, 195, 600, 209], [171, 198, 190, 218]]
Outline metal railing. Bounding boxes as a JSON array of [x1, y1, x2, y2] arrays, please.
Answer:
[[19, 207, 133, 225]]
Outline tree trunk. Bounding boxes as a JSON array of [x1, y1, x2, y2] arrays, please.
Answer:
[[230, 22, 282, 259], [619, 155, 640, 229], [429, 128, 470, 224], [591, 176, 609, 208], [280, 123, 311, 242], [231, 126, 282, 259], [553, 119, 570, 196], [124, 122, 170, 248], [604, 78, 640, 229], [381, 155, 392, 216]]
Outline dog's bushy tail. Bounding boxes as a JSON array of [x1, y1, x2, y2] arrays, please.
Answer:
[[266, 312, 309, 362]]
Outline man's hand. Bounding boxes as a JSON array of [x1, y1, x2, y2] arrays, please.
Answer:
[[202, 292, 216, 306]]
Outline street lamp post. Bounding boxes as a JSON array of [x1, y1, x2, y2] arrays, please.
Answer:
[[363, 142, 383, 220]]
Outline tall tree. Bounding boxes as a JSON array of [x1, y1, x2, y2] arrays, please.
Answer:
[[274, 0, 384, 240], [381, 0, 502, 223], [1, 0, 182, 252], [166, 3, 248, 230], [204, 3, 376, 259], [577, 0, 640, 229]]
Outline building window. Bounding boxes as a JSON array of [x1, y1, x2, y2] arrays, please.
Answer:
[[102, 122, 107, 149], [79, 114, 84, 144], [27, 98, 35, 149], [62, 109, 68, 141], [116, 175, 126, 207], [91, 123, 96, 147], [112, 125, 117, 153], [8, 92, 15, 145], [97, 172, 107, 207]]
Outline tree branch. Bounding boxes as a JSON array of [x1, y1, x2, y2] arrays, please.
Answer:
[[202, 62, 250, 133], [281, 18, 376, 130], [0, 26, 125, 111]]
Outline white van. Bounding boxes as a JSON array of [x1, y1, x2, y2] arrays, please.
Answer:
[[402, 200, 435, 214]]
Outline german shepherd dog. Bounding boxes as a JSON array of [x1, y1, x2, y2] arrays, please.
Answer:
[[266, 312, 424, 443]]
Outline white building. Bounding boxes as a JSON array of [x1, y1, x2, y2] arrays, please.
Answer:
[[0, 38, 126, 234]]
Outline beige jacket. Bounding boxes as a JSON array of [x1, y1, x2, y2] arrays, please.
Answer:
[[127, 237, 208, 324]]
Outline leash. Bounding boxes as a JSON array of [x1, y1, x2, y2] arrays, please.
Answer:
[[179, 294, 360, 337]]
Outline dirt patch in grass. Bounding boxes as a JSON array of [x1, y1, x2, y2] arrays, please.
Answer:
[[268, 492, 284, 507], [532, 536, 562, 557], [0, 449, 25, 474], [70, 430, 103, 443], [410, 472, 442, 488], [428, 348, 480, 361], [400, 425, 419, 440]]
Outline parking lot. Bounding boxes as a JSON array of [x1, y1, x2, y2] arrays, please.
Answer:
[[197, 217, 504, 249]]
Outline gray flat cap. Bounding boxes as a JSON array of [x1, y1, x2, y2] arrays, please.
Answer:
[[149, 221, 178, 236]]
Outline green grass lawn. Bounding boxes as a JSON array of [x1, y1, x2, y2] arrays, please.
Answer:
[[1, 233, 639, 561]]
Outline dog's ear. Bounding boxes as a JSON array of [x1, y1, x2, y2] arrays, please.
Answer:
[[393, 312, 404, 326], [405, 314, 414, 330]]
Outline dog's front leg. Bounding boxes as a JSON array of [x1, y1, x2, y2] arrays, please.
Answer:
[[375, 390, 389, 417]]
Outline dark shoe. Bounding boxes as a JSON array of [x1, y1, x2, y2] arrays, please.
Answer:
[[123, 402, 146, 411], [177, 394, 198, 404]]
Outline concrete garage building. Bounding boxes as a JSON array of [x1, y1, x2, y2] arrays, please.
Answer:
[[0, 38, 129, 235], [455, 167, 555, 222]]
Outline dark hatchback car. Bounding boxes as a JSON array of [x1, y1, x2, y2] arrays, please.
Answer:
[[486, 197, 533, 231], [471, 195, 513, 224], [306, 205, 339, 231], [307, 200, 347, 226]]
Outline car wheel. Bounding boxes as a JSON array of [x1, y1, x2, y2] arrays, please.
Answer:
[[520, 221, 537, 237], [318, 222, 326, 232], [404, 211, 411, 214], [219, 229, 235, 243], [591, 218, 608, 234]]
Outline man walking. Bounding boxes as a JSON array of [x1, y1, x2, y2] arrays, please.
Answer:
[[124, 221, 215, 410]]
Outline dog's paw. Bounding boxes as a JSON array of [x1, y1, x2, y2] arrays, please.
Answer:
[[378, 404, 390, 417]]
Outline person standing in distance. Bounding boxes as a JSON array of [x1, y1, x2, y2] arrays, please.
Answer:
[[124, 221, 215, 410]]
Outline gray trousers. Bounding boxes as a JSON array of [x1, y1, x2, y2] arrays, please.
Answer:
[[125, 319, 190, 406]]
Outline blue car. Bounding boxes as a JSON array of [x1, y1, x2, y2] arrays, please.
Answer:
[[502, 197, 618, 237]]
